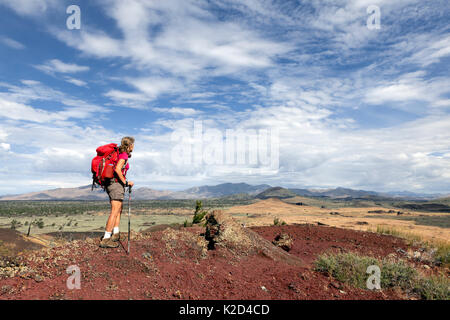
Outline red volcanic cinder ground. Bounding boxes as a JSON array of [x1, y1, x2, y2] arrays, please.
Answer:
[[0, 224, 420, 300]]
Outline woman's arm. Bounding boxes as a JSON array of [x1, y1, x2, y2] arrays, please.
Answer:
[[115, 159, 127, 185]]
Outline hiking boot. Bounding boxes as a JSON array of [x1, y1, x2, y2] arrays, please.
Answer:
[[111, 232, 121, 242], [99, 237, 119, 248]]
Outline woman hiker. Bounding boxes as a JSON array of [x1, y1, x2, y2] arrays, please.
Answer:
[[99, 136, 135, 248]]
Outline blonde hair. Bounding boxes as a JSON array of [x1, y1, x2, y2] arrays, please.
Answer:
[[119, 136, 135, 155]]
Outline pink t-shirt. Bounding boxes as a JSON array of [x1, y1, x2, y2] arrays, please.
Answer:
[[118, 152, 130, 177]]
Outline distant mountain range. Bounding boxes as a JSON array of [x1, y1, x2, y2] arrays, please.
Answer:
[[0, 183, 271, 201], [0, 183, 447, 201]]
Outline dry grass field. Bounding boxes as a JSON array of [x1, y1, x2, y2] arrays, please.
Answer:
[[225, 197, 450, 243]]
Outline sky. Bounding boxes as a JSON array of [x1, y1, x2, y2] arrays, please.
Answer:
[[0, 0, 449, 195]]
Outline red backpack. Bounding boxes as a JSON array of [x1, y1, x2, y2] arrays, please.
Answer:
[[91, 143, 120, 189]]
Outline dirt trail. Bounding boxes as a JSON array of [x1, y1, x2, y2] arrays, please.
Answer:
[[0, 222, 420, 300]]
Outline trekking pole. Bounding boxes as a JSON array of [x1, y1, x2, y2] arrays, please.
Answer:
[[127, 185, 132, 254]]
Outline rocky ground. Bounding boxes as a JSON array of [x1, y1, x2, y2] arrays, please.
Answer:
[[0, 211, 442, 300]]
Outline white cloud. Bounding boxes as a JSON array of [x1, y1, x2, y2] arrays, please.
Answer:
[[0, 143, 10, 151], [0, 97, 60, 123], [364, 72, 450, 107], [397, 34, 450, 67], [65, 77, 88, 87], [0, 128, 7, 140], [104, 76, 186, 108], [152, 107, 200, 116], [366, 83, 424, 103], [126, 77, 184, 99], [0, 122, 121, 193], [34, 59, 90, 74], [0, 36, 25, 49], [54, 28, 124, 58], [0, 80, 109, 123], [154, 107, 450, 192], [0, 0, 59, 16], [53, 0, 291, 80], [0, 96, 106, 123], [2, 92, 450, 194], [104, 90, 150, 109]]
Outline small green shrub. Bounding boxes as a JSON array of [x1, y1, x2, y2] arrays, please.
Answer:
[[414, 275, 450, 300], [192, 200, 208, 224], [10, 219, 21, 230], [380, 259, 418, 290], [314, 252, 449, 300], [434, 243, 450, 267], [273, 217, 286, 226], [192, 212, 207, 224], [183, 219, 193, 228], [34, 218, 44, 229], [315, 252, 379, 288], [375, 225, 450, 267]]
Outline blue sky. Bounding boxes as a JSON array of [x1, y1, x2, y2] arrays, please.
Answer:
[[0, 0, 449, 195]]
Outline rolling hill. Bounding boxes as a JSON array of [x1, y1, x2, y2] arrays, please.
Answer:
[[182, 183, 271, 198], [256, 187, 298, 199]]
